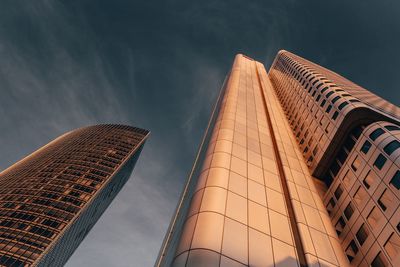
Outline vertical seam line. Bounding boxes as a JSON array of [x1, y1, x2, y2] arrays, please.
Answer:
[[255, 63, 308, 267]]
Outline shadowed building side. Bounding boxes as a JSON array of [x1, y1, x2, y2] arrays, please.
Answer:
[[0, 124, 149, 267]]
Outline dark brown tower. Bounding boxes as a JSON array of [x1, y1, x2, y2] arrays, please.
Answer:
[[0, 124, 149, 266]]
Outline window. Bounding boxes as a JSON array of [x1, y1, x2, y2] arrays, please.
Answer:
[[326, 197, 336, 214], [346, 240, 359, 262], [334, 185, 344, 200], [360, 140, 372, 154], [384, 233, 400, 260], [356, 223, 369, 246], [335, 216, 346, 236], [378, 189, 393, 212], [320, 99, 326, 107], [370, 128, 385, 141], [0, 255, 24, 267], [344, 203, 354, 220], [326, 91, 334, 98], [326, 105, 332, 113], [390, 171, 400, 190], [371, 252, 388, 267], [351, 157, 360, 171], [29, 226, 54, 238], [338, 101, 349, 110], [383, 140, 400, 155], [332, 96, 341, 103], [385, 125, 400, 131], [332, 111, 339, 120], [42, 219, 61, 228], [363, 171, 376, 189], [374, 154, 387, 170], [367, 207, 381, 228]]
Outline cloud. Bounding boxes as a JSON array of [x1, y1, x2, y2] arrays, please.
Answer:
[[0, 1, 399, 267]]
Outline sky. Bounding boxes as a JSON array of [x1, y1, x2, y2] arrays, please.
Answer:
[[0, 0, 399, 266]]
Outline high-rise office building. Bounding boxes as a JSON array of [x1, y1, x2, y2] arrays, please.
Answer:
[[157, 51, 400, 267], [0, 124, 149, 266]]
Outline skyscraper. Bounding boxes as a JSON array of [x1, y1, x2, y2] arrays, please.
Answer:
[[157, 51, 400, 267], [0, 124, 149, 266]]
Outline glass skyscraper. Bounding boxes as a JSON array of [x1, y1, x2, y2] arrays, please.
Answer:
[[0, 124, 149, 266], [157, 51, 400, 267]]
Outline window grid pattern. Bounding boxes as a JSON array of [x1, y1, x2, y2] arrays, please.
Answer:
[[268, 50, 400, 179], [172, 55, 348, 267], [323, 121, 400, 266], [0, 125, 148, 266]]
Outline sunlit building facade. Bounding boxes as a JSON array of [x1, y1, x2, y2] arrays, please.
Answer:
[[0, 124, 149, 266], [157, 51, 400, 267]]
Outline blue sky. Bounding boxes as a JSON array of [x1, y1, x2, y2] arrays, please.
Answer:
[[0, 1, 399, 266]]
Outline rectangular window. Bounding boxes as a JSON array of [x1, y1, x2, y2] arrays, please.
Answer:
[[338, 101, 349, 110], [361, 140, 372, 154], [0, 256, 25, 267], [326, 105, 332, 113], [321, 87, 328, 93], [378, 189, 393, 212], [326, 91, 334, 98], [370, 128, 385, 141], [384, 233, 400, 260], [345, 240, 359, 262], [374, 154, 387, 170], [326, 197, 336, 214], [390, 171, 400, 190], [332, 96, 341, 103], [371, 252, 388, 267], [385, 125, 400, 131], [29, 226, 54, 238], [356, 223, 369, 246], [383, 140, 400, 155], [332, 111, 339, 120], [344, 203, 354, 220], [335, 216, 346, 236], [334, 185, 344, 200]]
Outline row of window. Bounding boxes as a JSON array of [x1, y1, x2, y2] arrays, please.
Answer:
[[271, 55, 361, 168]]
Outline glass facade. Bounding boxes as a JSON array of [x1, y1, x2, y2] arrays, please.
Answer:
[[0, 124, 149, 266], [157, 51, 400, 267]]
